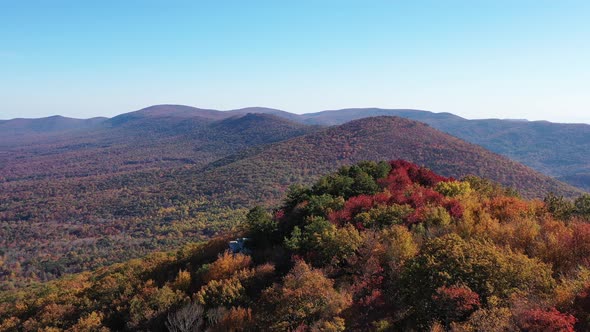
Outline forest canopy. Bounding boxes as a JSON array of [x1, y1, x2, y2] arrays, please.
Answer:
[[2, 160, 590, 331]]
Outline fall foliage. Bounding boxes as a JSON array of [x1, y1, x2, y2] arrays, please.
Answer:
[[1, 160, 590, 331]]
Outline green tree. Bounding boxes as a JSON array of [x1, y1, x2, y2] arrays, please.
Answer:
[[544, 193, 574, 220], [313, 173, 355, 198], [305, 194, 345, 218], [246, 206, 277, 245], [283, 184, 310, 211], [285, 216, 363, 266], [356, 160, 392, 180], [574, 194, 590, 220], [355, 204, 414, 228], [351, 171, 379, 196]]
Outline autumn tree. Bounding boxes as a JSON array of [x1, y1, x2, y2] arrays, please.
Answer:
[[127, 281, 186, 330], [435, 181, 472, 197], [257, 260, 351, 331], [431, 285, 480, 327], [516, 308, 576, 332], [209, 306, 254, 332], [400, 234, 555, 327], [195, 276, 246, 308], [202, 252, 252, 283]]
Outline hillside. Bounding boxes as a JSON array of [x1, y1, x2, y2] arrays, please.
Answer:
[[0, 115, 107, 139], [2, 160, 590, 331], [0, 114, 581, 289], [0, 104, 297, 144], [199, 116, 581, 206], [0, 109, 582, 290], [4, 105, 589, 192], [300, 107, 462, 126], [0, 113, 317, 287], [0, 112, 313, 182], [436, 119, 590, 191], [295, 108, 590, 191]]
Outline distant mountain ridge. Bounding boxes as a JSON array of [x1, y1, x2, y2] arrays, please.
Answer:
[[4, 104, 587, 191], [0, 112, 316, 181], [0, 115, 107, 136], [300, 107, 465, 125]]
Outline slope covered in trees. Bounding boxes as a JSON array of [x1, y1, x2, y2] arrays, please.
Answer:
[[200, 116, 581, 204], [0, 115, 107, 138], [0, 104, 298, 145], [297, 107, 590, 192], [0, 115, 581, 289], [3, 160, 590, 331], [0, 112, 316, 287], [4, 104, 590, 191]]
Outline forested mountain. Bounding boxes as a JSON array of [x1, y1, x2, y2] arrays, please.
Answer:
[[5, 104, 587, 192], [0, 111, 581, 289], [1, 111, 314, 181], [300, 107, 462, 126], [201, 116, 581, 203], [0, 112, 316, 287], [0, 104, 298, 145], [2, 160, 590, 331], [296, 107, 590, 191], [437, 119, 590, 191], [0, 115, 107, 139]]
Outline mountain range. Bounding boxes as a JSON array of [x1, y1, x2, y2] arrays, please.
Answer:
[[3, 104, 589, 191], [0, 104, 587, 287]]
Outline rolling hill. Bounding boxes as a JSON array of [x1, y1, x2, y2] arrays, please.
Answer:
[[5, 105, 587, 191], [295, 107, 590, 191], [0, 115, 107, 139], [0, 110, 314, 181], [0, 112, 317, 286], [0, 106, 584, 289], [197, 116, 581, 206], [0, 104, 298, 144], [3, 159, 590, 331]]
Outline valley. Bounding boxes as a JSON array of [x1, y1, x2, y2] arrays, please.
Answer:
[[0, 106, 585, 288]]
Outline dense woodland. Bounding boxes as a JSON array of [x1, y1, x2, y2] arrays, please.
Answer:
[[2, 160, 590, 331], [296, 107, 590, 192], [1, 114, 581, 288], [0, 112, 316, 288]]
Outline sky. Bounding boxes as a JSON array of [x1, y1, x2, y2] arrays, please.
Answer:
[[1, 1, 589, 123]]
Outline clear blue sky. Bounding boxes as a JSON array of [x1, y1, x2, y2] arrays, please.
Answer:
[[1, 1, 589, 123]]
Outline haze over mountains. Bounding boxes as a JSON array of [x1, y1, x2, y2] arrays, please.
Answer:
[[3, 104, 589, 191], [302, 108, 590, 192], [0, 116, 107, 138]]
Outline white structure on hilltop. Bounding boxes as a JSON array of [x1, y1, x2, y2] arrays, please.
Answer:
[[228, 238, 251, 254]]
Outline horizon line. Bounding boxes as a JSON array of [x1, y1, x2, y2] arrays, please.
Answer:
[[1, 104, 589, 125]]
